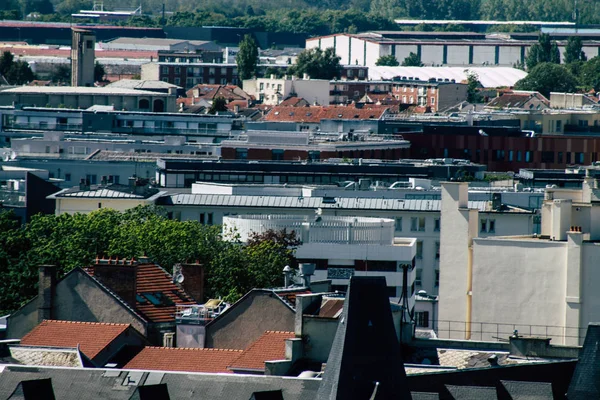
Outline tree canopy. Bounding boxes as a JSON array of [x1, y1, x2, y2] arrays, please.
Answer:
[[401, 52, 423, 67], [525, 34, 561, 70], [0, 51, 35, 85], [288, 47, 341, 80], [0, 206, 300, 314], [376, 54, 400, 66], [237, 34, 259, 81], [514, 62, 578, 97]]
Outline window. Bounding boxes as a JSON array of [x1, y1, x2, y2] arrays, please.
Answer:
[[415, 311, 429, 327], [410, 217, 418, 231], [576, 152, 584, 164], [207, 213, 213, 225], [358, 69, 365, 78], [86, 40, 93, 49], [431, 97, 435, 105], [402, 95, 407, 103], [65, 173, 71, 182], [525, 151, 533, 163], [541, 151, 554, 163], [418, 217, 425, 231], [480, 219, 487, 233], [435, 241, 440, 259], [199, 213, 205, 224], [516, 151, 522, 162], [161, 66, 168, 74], [509, 150, 514, 162], [567, 152, 572, 163], [434, 218, 440, 231], [558, 152, 563, 163], [415, 269, 422, 286], [235, 148, 248, 160], [556, 120, 562, 132], [98, 202, 102, 208], [395, 217, 402, 231], [347, 69, 353, 77], [416, 240, 423, 259], [435, 270, 440, 287], [174, 67, 180, 74], [488, 219, 495, 233], [174, 78, 180, 86], [409, 96, 414, 103], [86, 174, 97, 185], [272, 149, 284, 161]]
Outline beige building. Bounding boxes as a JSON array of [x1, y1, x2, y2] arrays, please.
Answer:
[[439, 177, 600, 345], [0, 86, 177, 113], [243, 75, 330, 106], [71, 28, 95, 87]]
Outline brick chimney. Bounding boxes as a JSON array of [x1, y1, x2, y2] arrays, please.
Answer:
[[93, 263, 137, 307], [176, 263, 205, 303], [38, 265, 56, 323]]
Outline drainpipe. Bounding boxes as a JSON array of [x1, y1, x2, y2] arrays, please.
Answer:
[[465, 240, 473, 340]]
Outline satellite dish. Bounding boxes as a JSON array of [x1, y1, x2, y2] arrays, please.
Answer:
[[175, 273, 184, 284]]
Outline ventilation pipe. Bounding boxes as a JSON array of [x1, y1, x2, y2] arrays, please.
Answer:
[[283, 265, 293, 288], [299, 263, 315, 288]]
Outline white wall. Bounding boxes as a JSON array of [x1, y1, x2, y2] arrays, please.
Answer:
[[55, 198, 152, 215], [420, 45, 444, 66]]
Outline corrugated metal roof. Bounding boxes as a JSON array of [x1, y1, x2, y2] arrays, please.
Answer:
[[60, 188, 146, 199], [163, 194, 490, 212]]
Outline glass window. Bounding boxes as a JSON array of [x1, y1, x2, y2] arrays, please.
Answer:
[[410, 217, 418, 231], [489, 219, 495, 233], [235, 148, 248, 160], [415, 269, 422, 286], [480, 219, 487, 233], [435, 241, 440, 259], [395, 217, 402, 231], [434, 218, 440, 231], [418, 216, 426, 231], [416, 240, 423, 259], [435, 270, 440, 287], [415, 311, 429, 327]]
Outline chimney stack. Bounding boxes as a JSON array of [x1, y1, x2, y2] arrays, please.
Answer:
[[93, 261, 137, 307], [38, 265, 56, 323], [283, 265, 292, 287], [299, 263, 315, 288]]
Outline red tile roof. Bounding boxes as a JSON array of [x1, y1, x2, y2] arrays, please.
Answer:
[[279, 97, 309, 107], [263, 105, 388, 123], [85, 260, 196, 323], [124, 347, 242, 373], [20, 320, 131, 359], [228, 331, 295, 372], [274, 290, 311, 308]]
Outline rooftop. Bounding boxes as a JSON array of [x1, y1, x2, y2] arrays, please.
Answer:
[[228, 331, 295, 372], [2, 86, 168, 96], [105, 79, 181, 90], [48, 183, 164, 200], [263, 105, 389, 123], [124, 347, 242, 373], [20, 320, 132, 359]]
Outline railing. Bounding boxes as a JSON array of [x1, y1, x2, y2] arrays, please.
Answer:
[[431, 319, 587, 344], [223, 215, 395, 245], [6, 122, 82, 132]]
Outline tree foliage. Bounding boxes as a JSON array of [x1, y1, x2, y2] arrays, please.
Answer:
[[579, 56, 600, 91], [466, 70, 483, 103], [0, 52, 35, 85], [564, 36, 587, 65], [525, 33, 561, 70], [288, 47, 341, 80], [514, 62, 578, 97], [49, 64, 70, 84], [0, 206, 300, 314], [375, 54, 400, 66], [208, 96, 227, 114], [401, 52, 423, 67], [237, 34, 259, 81], [94, 62, 106, 83]]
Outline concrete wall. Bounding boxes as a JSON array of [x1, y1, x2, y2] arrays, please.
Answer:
[[302, 317, 338, 363], [204, 291, 295, 350]]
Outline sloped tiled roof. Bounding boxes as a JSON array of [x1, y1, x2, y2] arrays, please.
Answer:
[[124, 347, 242, 373], [85, 261, 196, 323], [20, 320, 130, 360], [263, 105, 388, 123], [279, 97, 309, 107], [228, 331, 295, 372], [135, 264, 196, 322]]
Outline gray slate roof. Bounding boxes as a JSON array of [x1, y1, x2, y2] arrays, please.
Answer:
[[162, 195, 492, 212], [0, 366, 321, 400]]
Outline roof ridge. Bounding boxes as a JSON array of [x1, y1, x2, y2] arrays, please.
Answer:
[[265, 330, 295, 335], [42, 319, 131, 327], [144, 346, 243, 352]]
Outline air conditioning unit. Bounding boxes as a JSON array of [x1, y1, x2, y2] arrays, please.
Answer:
[[163, 332, 175, 348]]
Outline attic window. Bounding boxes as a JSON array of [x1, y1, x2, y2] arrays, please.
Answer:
[[306, 112, 312, 116], [338, 114, 343, 117], [289, 112, 295, 116], [369, 115, 375, 118], [136, 294, 149, 304], [354, 114, 359, 118], [322, 197, 336, 204], [141, 292, 174, 307]]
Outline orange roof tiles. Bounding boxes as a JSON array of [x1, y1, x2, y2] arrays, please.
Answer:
[[20, 320, 131, 359], [85, 261, 196, 323], [124, 347, 242, 373], [263, 105, 388, 123], [228, 331, 295, 372]]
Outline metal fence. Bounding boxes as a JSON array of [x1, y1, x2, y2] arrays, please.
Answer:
[[429, 319, 587, 344]]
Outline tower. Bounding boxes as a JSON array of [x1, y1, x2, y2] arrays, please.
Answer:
[[71, 28, 96, 87]]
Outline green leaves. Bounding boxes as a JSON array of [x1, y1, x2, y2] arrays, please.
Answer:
[[514, 63, 578, 98], [288, 47, 341, 80], [376, 55, 400, 67], [237, 34, 259, 82]]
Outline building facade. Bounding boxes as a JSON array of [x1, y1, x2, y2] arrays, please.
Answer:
[[71, 28, 96, 87]]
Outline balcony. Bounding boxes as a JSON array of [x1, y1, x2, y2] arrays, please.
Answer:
[[223, 215, 395, 245]]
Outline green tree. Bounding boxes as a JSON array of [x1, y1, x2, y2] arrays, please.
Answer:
[[401, 52, 423, 67], [208, 96, 228, 114], [0, 52, 15, 76], [526, 33, 561, 70], [236, 34, 259, 81], [466, 70, 483, 103], [514, 62, 578, 97], [579, 56, 600, 91], [94, 62, 106, 82], [2, 55, 35, 85], [564, 36, 587, 64], [49, 64, 70, 84], [288, 47, 341, 80], [375, 54, 400, 66]]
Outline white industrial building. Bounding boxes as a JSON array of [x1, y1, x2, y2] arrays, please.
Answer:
[[439, 177, 600, 345], [306, 31, 600, 68], [222, 214, 417, 303], [158, 181, 537, 297]]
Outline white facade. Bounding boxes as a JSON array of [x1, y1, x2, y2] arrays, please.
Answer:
[[243, 76, 330, 106], [164, 182, 536, 296], [439, 178, 600, 345], [222, 214, 416, 302]]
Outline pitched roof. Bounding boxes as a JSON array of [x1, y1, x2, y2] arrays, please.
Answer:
[[20, 320, 131, 359], [263, 105, 388, 123], [85, 261, 196, 323], [279, 97, 309, 107], [228, 331, 295, 372], [124, 347, 242, 373], [486, 91, 549, 109]]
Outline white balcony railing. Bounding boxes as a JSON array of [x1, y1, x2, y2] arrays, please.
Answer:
[[223, 215, 395, 245]]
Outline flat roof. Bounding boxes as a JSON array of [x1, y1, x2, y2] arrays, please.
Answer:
[[3, 86, 168, 96]]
